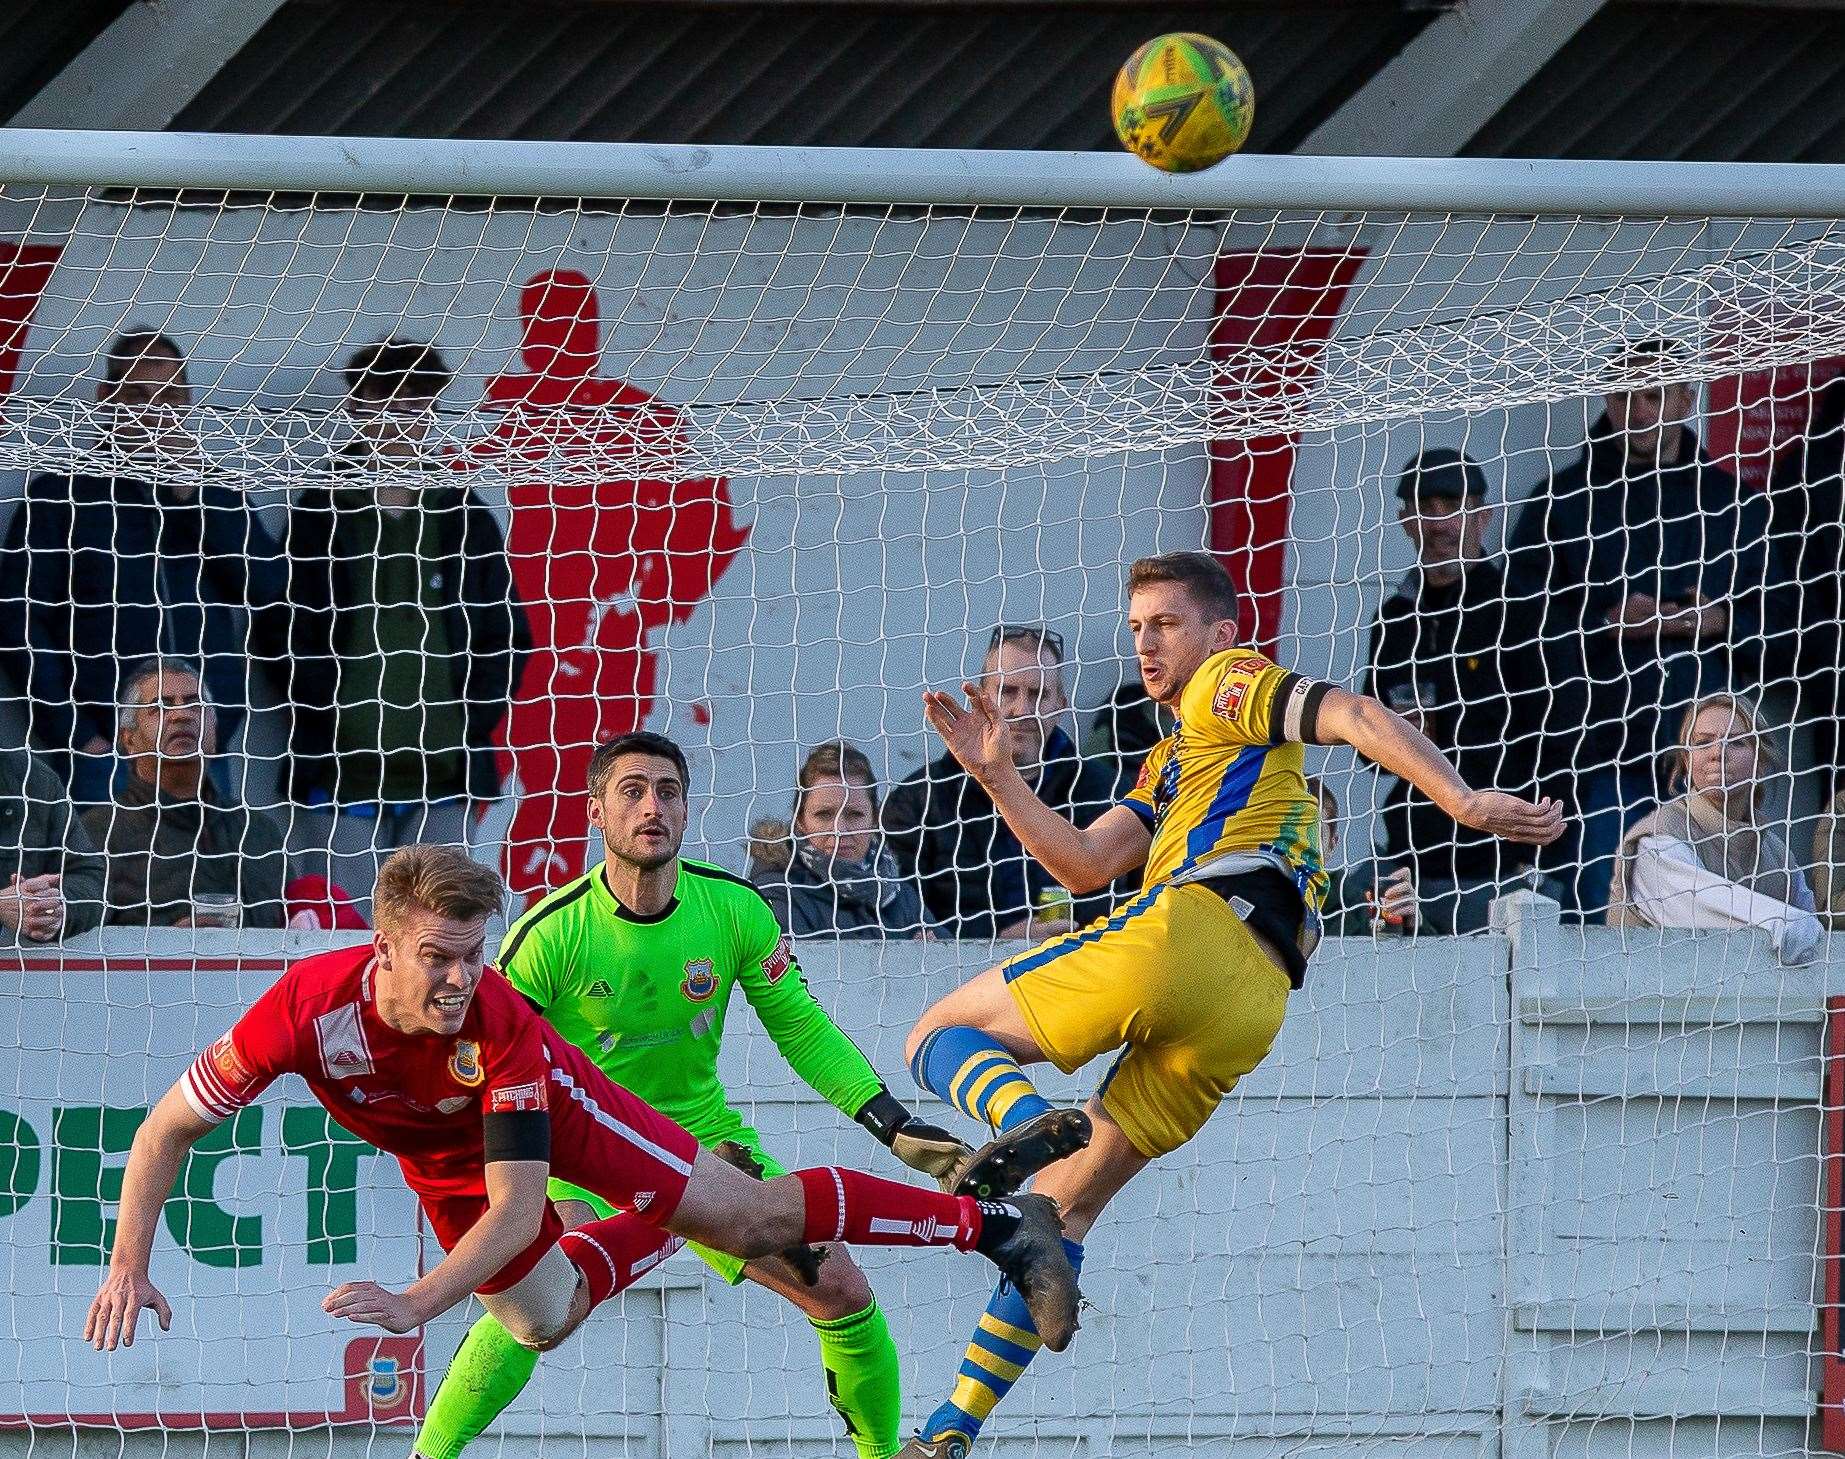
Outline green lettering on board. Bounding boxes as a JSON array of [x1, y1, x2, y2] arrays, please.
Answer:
[[282, 1106, 375, 1264]]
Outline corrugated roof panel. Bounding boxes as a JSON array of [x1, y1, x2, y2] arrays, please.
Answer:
[[176, 0, 1429, 153], [1471, 3, 1845, 163], [0, 0, 137, 122]]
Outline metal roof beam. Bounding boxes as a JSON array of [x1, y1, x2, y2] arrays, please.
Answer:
[[9, 0, 287, 131], [1299, 0, 1609, 157]]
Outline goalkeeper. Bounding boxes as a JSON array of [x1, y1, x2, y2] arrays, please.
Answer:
[[415, 731, 979, 1459]]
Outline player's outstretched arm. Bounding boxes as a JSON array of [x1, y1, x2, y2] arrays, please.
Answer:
[[84, 1082, 213, 1350], [325, 1158, 550, 1334], [1314, 685, 1565, 846], [923, 684, 1151, 893]]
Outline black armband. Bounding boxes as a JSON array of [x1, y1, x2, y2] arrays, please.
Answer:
[[483, 1109, 552, 1164], [1270, 672, 1332, 747], [854, 1088, 909, 1147]]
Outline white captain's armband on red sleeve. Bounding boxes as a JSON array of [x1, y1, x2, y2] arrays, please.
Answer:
[[182, 1032, 266, 1124]]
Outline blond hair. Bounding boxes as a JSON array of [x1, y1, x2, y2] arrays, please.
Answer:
[[373, 845, 504, 930], [1670, 691, 1784, 803]]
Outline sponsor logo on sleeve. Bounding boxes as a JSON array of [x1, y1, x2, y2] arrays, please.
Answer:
[[1212, 678, 1249, 722], [760, 935, 794, 985], [489, 1080, 547, 1114], [209, 1033, 252, 1088], [448, 1039, 485, 1088], [680, 957, 719, 1003], [1226, 654, 1270, 675], [1133, 761, 1151, 791]]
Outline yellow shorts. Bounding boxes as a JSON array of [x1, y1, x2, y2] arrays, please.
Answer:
[[1000, 880, 1291, 1158]]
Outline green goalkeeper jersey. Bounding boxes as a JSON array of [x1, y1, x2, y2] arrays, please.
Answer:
[[497, 858, 886, 1144]]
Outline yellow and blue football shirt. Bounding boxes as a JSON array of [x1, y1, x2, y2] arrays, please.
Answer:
[[1120, 646, 1328, 914]]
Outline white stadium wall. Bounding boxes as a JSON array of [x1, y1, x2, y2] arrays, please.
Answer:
[[0, 908, 1833, 1459]]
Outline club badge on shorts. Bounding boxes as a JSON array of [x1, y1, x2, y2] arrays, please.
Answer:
[[681, 958, 719, 1003], [448, 1038, 484, 1087]]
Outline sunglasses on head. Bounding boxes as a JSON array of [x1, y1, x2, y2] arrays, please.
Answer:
[[988, 624, 1065, 662]]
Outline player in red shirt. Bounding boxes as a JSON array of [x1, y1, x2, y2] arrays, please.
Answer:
[[84, 846, 1079, 1361]]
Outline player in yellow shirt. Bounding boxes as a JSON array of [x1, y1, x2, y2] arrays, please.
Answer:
[[897, 551, 1563, 1458]]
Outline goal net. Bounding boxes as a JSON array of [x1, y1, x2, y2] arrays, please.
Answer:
[[0, 136, 1837, 1459]]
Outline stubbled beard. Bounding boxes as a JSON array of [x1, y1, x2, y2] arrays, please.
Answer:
[[616, 839, 678, 872]]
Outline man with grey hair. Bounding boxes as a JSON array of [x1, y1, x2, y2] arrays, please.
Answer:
[[885, 625, 1117, 939], [82, 658, 287, 927], [0, 331, 281, 804]]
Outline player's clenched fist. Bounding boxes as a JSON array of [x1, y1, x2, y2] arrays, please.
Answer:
[[84, 1269, 172, 1351], [324, 1280, 426, 1334]]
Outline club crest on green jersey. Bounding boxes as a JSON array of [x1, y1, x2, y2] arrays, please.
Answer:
[[681, 958, 719, 1002]]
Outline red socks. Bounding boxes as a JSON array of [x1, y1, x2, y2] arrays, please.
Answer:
[[558, 1215, 686, 1306], [795, 1166, 983, 1251]]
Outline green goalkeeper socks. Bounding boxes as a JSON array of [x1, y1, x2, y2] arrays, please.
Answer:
[[415, 1301, 900, 1459], [413, 1313, 539, 1459], [812, 1298, 903, 1459]]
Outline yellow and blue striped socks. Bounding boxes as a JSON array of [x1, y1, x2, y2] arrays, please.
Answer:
[[910, 1026, 1051, 1135], [920, 1239, 1085, 1446]]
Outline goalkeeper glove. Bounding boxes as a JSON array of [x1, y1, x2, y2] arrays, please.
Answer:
[[856, 1089, 975, 1191]]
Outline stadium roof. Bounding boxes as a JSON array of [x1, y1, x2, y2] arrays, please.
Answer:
[[5, 0, 1845, 163]]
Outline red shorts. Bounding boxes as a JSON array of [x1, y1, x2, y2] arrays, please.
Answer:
[[418, 1066, 701, 1296], [421, 1194, 567, 1294]]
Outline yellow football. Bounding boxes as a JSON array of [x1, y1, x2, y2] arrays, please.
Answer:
[[1112, 33, 1255, 174]]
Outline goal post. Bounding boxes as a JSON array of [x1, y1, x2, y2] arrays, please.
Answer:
[[0, 130, 1839, 1459]]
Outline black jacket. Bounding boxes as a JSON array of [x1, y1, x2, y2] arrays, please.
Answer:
[[882, 727, 1118, 939], [0, 473, 282, 760], [0, 745, 105, 940], [1504, 424, 1771, 772], [268, 478, 530, 803], [1367, 560, 1548, 884]]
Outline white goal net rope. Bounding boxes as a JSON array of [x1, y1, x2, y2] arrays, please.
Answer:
[[0, 168, 1838, 1458]]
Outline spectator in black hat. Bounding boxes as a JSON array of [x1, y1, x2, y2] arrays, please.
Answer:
[[1366, 447, 1557, 932], [1505, 341, 1772, 917]]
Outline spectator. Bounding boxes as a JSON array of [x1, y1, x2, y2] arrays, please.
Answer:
[[0, 733, 106, 944], [272, 340, 529, 904], [1307, 774, 1417, 937], [749, 740, 925, 938], [884, 624, 1116, 939], [1085, 679, 1173, 803], [1506, 340, 1772, 917], [1766, 373, 1845, 798], [0, 331, 282, 803], [1815, 786, 1845, 930], [1369, 448, 1555, 932], [82, 658, 287, 928], [1609, 692, 1822, 965]]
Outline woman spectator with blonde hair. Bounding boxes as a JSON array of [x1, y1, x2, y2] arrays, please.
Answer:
[[749, 740, 926, 939], [1609, 692, 1824, 964]]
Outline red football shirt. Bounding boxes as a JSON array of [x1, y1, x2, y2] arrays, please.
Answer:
[[183, 944, 570, 1199]]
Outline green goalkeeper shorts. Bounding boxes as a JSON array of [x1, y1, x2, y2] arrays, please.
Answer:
[[547, 1130, 786, 1286]]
